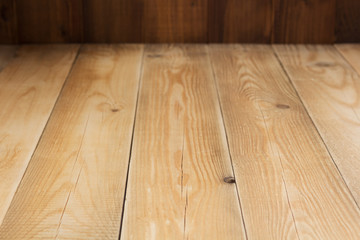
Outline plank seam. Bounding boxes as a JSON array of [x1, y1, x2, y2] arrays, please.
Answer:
[[272, 45, 360, 210], [54, 112, 90, 239], [206, 45, 249, 239], [0, 44, 83, 227], [335, 45, 360, 82], [118, 45, 146, 240]]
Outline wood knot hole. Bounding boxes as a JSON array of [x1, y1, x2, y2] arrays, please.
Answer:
[[224, 177, 236, 184], [148, 54, 162, 58], [314, 62, 335, 67], [111, 108, 119, 112], [276, 104, 290, 109]]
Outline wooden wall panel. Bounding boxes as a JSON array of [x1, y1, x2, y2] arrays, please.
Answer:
[[336, 0, 360, 42], [141, 0, 208, 42], [273, 0, 336, 43], [0, 0, 359, 44], [83, 0, 143, 42], [209, 0, 272, 43], [16, 0, 83, 43], [0, 0, 17, 43]]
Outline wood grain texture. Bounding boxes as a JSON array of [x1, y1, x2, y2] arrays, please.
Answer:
[[273, 0, 336, 43], [83, 0, 143, 43], [336, 1, 360, 42], [0, 45, 79, 226], [210, 45, 360, 239], [336, 44, 360, 71], [142, 0, 208, 42], [120, 45, 246, 239], [16, 0, 83, 43], [0, 45, 143, 239], [208, 0, 272, 43], [275, 45, 360, 205], [2, 0, 360, 43], [0, 0, 17, 43]]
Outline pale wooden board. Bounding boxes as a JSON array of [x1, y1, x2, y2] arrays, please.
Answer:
[[0, 45, 144, 239], [120, 45, 246, 239], [210, 45, 360, 239], [336, 44, 360, 73], [0, 45, 79, 226], [275, 45, 360, 206], [208, 45, 298, 239]]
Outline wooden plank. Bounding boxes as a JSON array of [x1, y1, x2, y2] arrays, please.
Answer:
[[0, 45, 79, 226], [16, 0, 83, 43], [142, 0, 208, 42], [0, 0, 17, 43], [208, 0, 272, 43], [210, 45, 360, 239], [83, 0, 143, 43], [272, 0, 336, 43], [336, 44, 360, 71], [275, 45, 360, 205], [0, 45, 144, 239], [120, 45, 246, 239], [336, 1, 360, 42]]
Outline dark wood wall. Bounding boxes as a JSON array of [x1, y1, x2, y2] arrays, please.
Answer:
[[0, 0, 359, 44]]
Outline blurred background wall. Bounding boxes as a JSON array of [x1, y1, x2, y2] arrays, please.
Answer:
[[0, 0, 359, 44]]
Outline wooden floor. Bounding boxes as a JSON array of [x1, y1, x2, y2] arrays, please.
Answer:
[[0, 44, 360, 239]]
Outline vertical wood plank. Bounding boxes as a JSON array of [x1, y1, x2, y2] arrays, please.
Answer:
[[336, 2, 360, 42], [272, 0, 336, 43], [0, 45, 144, 239], [0, 45, 79, 226], [210, 45, 360, 239], [0, 0, 17, 43], [121, 45, 246, 239], [142, 0, 208, 42], [83, 0, 143, 43], [16, 0, 83, 43], [208, 0, 272, 43]]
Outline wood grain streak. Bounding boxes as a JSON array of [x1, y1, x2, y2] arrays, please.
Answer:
[[211, 45, 360, 239], [0, 45, 79, 226], [84, 0, 142, 43], [121, 45, 246, 239], [209, 0, 272, 43], [0, 45, 143, 239], [16, 0, 83, 43], [336, 1, 360, 42], [273, 0, 336, 43], [0, 0, 17, 43], [142, 0, 208, 42]]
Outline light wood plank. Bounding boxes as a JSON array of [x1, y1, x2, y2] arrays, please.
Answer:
[[208, 45, 298, 239], [0, 45, 79, 226], [210, 45, 360, 239], [336, 44, 360, 72], [275, 44, 360, 206], [121, 45, 246, 239], [0, 45, 144, 239]]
